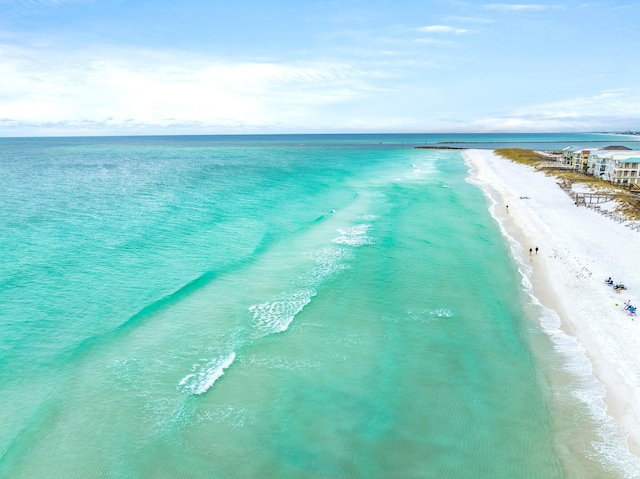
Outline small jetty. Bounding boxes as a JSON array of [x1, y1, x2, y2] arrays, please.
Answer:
[[414, 145, 465, 150]]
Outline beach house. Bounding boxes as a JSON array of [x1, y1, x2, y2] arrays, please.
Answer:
[[587, 150, 640, 184], [563, 147, 595, 171]]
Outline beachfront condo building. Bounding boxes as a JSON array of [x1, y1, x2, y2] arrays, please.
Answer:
[[587, 150, 640, 184]]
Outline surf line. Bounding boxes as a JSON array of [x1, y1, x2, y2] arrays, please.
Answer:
[[178, 352, 236, 395]]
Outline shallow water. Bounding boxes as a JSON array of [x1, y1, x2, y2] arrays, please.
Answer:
[[0, 134, 635, 478]]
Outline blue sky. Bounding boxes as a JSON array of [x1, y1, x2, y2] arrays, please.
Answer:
[[1, 0, 639, 135]]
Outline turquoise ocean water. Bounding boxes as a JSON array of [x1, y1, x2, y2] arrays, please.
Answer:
[[1, 133, 639, 478]]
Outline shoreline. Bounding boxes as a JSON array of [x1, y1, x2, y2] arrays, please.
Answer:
[[464, 149, 640, 470]]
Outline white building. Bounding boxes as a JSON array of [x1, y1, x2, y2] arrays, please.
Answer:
[[587, 150, 640, 184], [563, 147, 596, 171]]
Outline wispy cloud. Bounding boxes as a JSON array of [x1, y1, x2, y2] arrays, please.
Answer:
[[412, 38, 453, 46], [484, 4, 563, 11], [417, 25, 471, 34], [446, 16, 495, 24], [10, 0, 85, 6], [470, 88, 640, 132], [524, 88, 640, 118], [610, 4, 635, 10]]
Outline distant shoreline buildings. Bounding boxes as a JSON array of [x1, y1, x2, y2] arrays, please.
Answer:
[[600, 131, 640, 136]]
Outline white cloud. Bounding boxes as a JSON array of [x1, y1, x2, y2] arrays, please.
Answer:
[[446, 16, 495, 24], [0, 45, 376, 133], [484, 4, 563, 11], [471, 88, 640, 131], [522, 88, 640, 118], [412, 38, 452, 45], [7, 0, 85, 6], [416, 25, 471, 34]]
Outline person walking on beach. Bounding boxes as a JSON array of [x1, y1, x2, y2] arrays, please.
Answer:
[[535, 247, 538, 255], [529, 248, 532, 255]]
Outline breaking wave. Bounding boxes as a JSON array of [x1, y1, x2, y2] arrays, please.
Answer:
[[249, 289, 316, 334], [178, 352, 236, 395], [332, 224, 374, 246], [297, 247, 353, 287]]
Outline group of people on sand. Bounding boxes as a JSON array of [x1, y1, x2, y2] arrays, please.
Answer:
[[605, 277, 636, 318], [605, 277, 627, 293], [529, 246, 538, 255], [623, 300, 637, 318]]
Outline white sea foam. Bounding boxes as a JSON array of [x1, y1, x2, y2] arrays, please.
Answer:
[[249, 246, 354, 336], [382, 308, 454, 323], [249, 218, 379, 338], [502, 221, 640, 475], [408, 308, 454, 322], [249, 288, 316, 334], [178, 373, 194, 387], [310, 246, 354, 264], [298, 247, 353, 287], [297, 262, 349, 287], [196, 405, 255, 428], [332, 223, 374, 246], [395, 162, 438, 182], [179, 352, 236, 395], [518, 263, 640, 472], [529, 295, 640, 476], [243, 354, 318, 371]]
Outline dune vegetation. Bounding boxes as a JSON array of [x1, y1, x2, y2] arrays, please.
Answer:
[[495, 148, 640, 220]]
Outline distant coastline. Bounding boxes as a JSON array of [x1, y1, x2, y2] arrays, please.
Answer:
[[414, 134, 640, 152], [606, 131, 640, 137]]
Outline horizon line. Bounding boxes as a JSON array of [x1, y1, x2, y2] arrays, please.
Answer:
[[1, 131, 637, 141]]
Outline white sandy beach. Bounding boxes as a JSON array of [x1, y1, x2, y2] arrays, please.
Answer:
[[465, 149, 640, 467]]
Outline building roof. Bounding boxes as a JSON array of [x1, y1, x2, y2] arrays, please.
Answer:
[[565, 147, 595, 154], [603, 145, 633, 150], [590, 150, 640, 159]]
